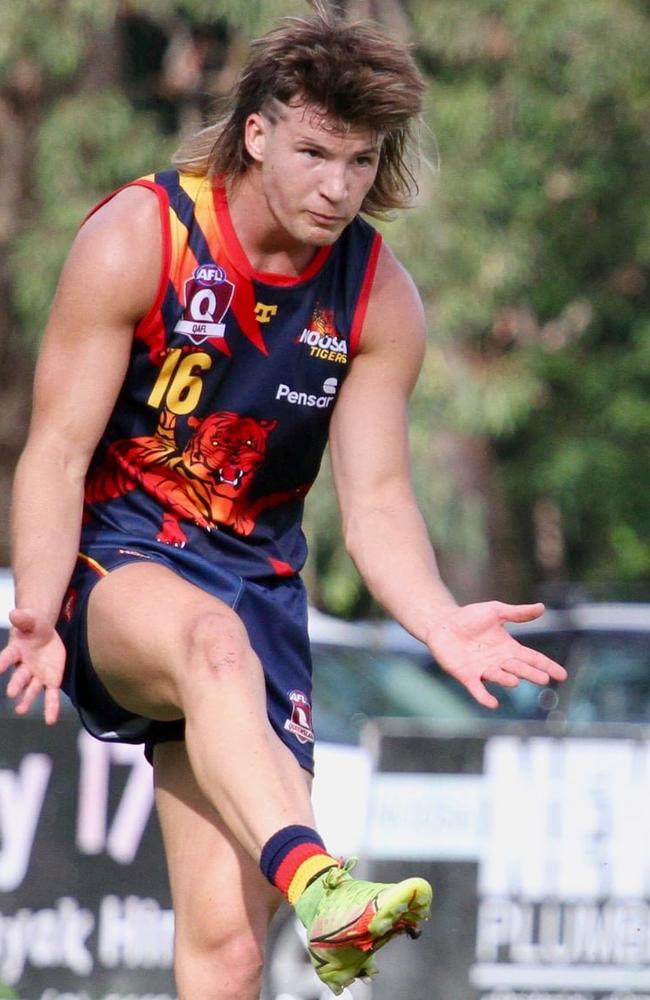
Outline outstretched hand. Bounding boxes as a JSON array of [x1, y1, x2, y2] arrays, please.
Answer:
[[0, 609, 66, 725], [425, 601, 567, 709]]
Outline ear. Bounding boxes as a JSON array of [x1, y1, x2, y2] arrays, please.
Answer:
[[244, 112, 267, 164], [187, 415, 201, 428]]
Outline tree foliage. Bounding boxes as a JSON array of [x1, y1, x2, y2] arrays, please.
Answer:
[[405, 0, 650, 598], [1, 0, 649, 607]]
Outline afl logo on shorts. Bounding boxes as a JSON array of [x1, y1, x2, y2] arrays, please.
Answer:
[[174, 263, 235, 346], [284, 690, 315, 744]]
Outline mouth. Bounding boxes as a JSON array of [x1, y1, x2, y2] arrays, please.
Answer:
[[308, 211, 344, 226]]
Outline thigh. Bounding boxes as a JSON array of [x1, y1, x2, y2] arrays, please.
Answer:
[[154, 740, 296, 998], [86, 559, 243, 719]]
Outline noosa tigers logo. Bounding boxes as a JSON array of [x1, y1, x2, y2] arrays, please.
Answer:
[[297, 304, 348, 364], [174, 263, 234, 348]]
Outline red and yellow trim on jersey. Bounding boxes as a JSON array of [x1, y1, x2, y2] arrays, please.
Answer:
[[159, 172, 269, 357], [212, 182, 333, 287], [349, 229, 382, 357], [169, 173, 207, 292], [77, 552, 109, 578]]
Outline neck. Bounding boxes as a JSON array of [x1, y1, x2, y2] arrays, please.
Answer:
[[226, 171, 317, 276]]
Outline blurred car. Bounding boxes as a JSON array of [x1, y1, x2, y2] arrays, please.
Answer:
[[498, 601, 650, 725], [310, 601, 650, 740], [3, 566, 650, 730], [308, 606, 481, 743], [0, 568, 11, 622], [0, 567, 12, 677]]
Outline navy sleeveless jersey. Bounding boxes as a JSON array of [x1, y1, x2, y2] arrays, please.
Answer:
[[81, 170, 382, 581]]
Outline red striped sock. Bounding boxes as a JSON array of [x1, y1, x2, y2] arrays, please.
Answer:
[[260, 825, 337, 904]]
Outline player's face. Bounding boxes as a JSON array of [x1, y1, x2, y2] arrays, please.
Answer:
[[245, 102, 382, 248]]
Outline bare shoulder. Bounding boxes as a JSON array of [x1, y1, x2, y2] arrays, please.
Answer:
[[352, 242, 426, 393], [55, 184, 163, 326], [34, 183, 165, 426], [76, 183, 162, 252], [360, 242, 426, 359]]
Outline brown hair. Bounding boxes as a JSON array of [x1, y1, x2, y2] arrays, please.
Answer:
[[173, 8, 425, 217]]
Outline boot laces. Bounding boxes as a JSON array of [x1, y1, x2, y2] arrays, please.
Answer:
[[321, 856, 358, 891]]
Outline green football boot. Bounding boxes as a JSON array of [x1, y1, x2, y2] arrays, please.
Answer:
[[294, 858, 432, 996]]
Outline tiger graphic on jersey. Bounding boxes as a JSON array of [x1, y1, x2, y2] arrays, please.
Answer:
[[85, 408, 298, 546]]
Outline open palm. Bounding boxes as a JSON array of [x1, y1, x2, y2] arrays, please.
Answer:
[[0, 608, 66, 724], [426, 601, 567, 709]]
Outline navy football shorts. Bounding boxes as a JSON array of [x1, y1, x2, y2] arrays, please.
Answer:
[[56, 536, 316, 773]]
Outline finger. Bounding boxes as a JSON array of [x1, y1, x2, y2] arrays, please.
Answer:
[[495, 602, 546, 624], [15, 676, 43, 716], [464, 675, 499, 710], [0, 641, 20, 673], [44, 687, 61, 726], [489, 669, 520, 689], [520, 647, 567, 682], [501, 659, 550, 686], [6, 665, 32, 699]]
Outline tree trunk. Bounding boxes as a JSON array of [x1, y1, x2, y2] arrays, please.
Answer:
[[432, 431, 528, 603]]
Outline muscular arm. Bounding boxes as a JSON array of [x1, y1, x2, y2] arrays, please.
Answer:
[[330, 244, 457, 639], [4, 186, 162, 719], [330, 245, 566, 707]]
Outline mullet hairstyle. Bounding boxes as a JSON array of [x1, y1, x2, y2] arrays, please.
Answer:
[[173, 9, 426, 217]]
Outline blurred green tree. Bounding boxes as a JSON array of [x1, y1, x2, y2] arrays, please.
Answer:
[[1, 0, 649, 612], [400, 0, 650, 604], [0, 0, 297, 560], [307, 0, 650, 612]]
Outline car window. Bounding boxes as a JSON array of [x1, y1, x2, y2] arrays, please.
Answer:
[[499, 630, 574, 719], [414, 630, 575, 722], [0, 626, 10, 711], [565, 632, 650, 723], [311, 644, 480, 743]]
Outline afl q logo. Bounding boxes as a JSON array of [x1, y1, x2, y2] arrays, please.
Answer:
[[174, 263, 235, 345], [194, 264, 226, 285]]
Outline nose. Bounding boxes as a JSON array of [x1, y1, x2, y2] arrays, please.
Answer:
[[319, 163, 348, 204]]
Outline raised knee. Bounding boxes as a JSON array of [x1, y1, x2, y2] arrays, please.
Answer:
[[185, 609, 251, 675]]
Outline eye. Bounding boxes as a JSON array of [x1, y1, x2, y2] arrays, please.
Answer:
[[211, 439, 220, 446], [301, 147, 322, 159], [245, 439, 253, 446]]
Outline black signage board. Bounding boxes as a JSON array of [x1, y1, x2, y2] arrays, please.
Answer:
[[364, 721, 650, 1000], [0, 718, 175, 1000], [5, 713, 650, 1000]]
